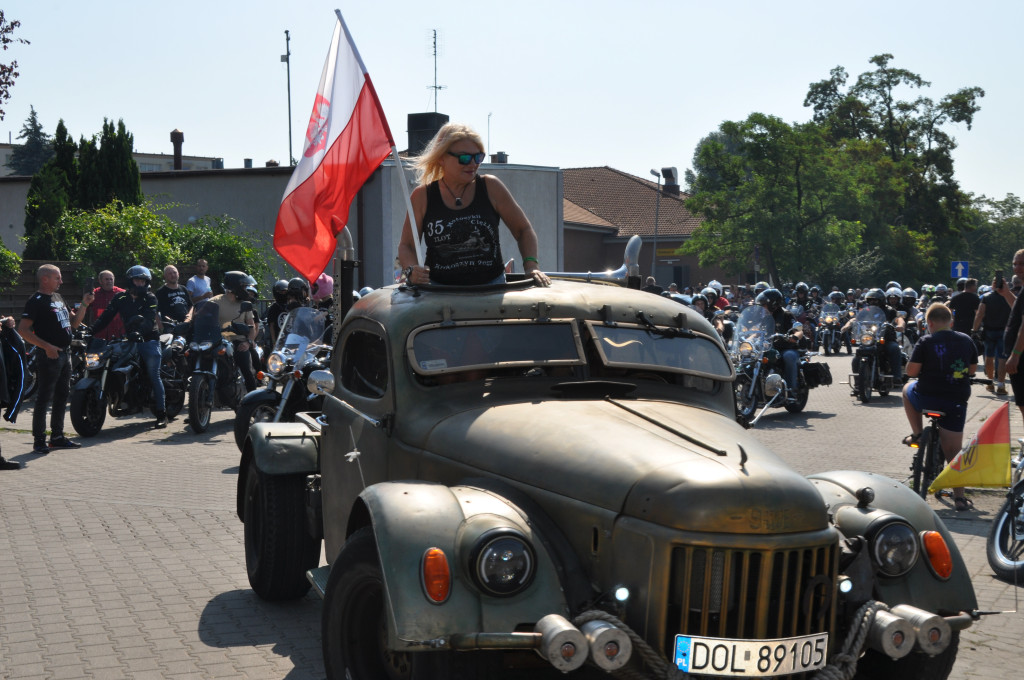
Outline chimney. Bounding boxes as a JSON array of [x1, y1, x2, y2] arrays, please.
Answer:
[[661, 166, 680, 196], [170, 129, 184, 170], [490, 151, 508, 164], [407, 112, 449, 156], [265, 159, 280, 167], [244, 158, 253, 169]]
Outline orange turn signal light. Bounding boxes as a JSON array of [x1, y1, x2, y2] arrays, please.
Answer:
[[922, 530, 953, 579], [422, 547, 451, 603], [256, 371, 265, 381]]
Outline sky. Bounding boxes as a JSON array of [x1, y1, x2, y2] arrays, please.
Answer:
[[3, 1, 1022, 200]]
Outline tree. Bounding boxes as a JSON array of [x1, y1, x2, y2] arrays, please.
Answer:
[[0, 10, 29, 121], [77, 119, 142, 210], [22, 163, 72, 259], [6, 105, 54, 175], [0, 244, 21, 292]]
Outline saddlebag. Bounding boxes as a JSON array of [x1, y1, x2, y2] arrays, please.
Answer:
[[802, 362, 833, 388]]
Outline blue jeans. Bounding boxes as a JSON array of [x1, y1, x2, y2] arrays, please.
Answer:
[[138, 340, 165, 415], [782, 349, 799, 395]]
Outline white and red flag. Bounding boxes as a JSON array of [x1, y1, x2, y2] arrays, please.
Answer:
[[274, 10, 394, 282]]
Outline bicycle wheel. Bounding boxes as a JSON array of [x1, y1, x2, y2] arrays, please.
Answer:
[[920, 428, 943, 500], [911, 426, 930, 497]]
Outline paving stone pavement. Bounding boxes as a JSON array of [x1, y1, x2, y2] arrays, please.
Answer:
[[1, 353, 1022, 679]]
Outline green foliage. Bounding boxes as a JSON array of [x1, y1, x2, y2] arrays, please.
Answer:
[[22, 163, 71, 259], [5, 105, 54, 175], [77, 119, 142, 210], [960, 195, 1024, 285], [0, 243, 21, 292], [168, 214, 274, 286], [57, 201, 183, 287], [0, 10, 29, 121]]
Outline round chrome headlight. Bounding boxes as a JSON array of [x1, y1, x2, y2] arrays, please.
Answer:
[[860, 333, 875, 346], [870, 521, 919, 577], [266, 352, 286, 375], [470, 530, 535, 597], [85, 353, 102, 370], [738, 341, 754, 356]]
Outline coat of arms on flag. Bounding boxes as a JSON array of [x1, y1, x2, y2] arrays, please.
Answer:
[[929, 401, 1013, 493]]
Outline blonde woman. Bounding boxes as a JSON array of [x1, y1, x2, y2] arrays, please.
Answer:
[[398, 123, 550, 287]]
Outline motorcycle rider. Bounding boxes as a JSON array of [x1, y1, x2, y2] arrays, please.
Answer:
[[90, 265, 167, 428], [931, 283, 950, 304], [265, 280, 289, 349], [756, 288, 803, 404], [205, 271, 260, 393], [790, 282, 817, 346], [842, 287, 905, 387], [286, 277, 311, 311]]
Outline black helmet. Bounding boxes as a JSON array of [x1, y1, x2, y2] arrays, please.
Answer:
[[810, 285, 821, 295], [934, 283, 949, 296], [222, 271, 249, 299], [885, 281, 901, 292], [691, 293, 708, 309], [756, 288, 784, 311], [126, 265, 152, 297], [272, 279, 288, 304], [865, 288, 886, 306], [287, 277, 310, 299], [795, 282, 809, 295], [902, 287, 918, 304], [828, 291, 844, 304]]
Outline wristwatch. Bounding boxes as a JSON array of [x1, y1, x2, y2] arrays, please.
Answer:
[[403, 266, 414, 281]]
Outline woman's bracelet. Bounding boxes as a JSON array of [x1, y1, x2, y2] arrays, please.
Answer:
[[523, 257, 539, 264], [1014, 348, 1023, 356]]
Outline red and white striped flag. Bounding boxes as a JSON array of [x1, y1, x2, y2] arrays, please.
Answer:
[[274, 10, 394, 282]]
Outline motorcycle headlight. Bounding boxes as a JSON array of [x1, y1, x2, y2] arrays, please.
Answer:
[[860, 333, 875, 346], [267, 352, 287, 375], [469, 530, 535, 597], [170, 336, 186, 351], [870, 521, 919, 577], [738, 341, 754, 356], [85, 353, 102, 370], [189, 341, 213, 352]]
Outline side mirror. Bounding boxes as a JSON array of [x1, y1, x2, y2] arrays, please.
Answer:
[[308, 369, 336, 396], [240, 301, 254, 312]]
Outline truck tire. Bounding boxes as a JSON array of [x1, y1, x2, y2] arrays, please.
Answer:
[[243, 465, 320, 600]]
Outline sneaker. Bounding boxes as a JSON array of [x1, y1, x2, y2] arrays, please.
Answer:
[[32, 441, 50, 455], [48, 436, 81, 449], [997, 383, 1008, 395], [986, 383, 995, 393]]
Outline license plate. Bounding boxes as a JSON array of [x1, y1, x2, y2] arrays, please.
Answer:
[[674, 632, 828, 677]]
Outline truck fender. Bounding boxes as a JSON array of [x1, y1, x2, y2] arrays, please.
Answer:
[[807, 470, 977, 614], [237, 422, 320, 521], [238, 386, 282, 408], [358, 481, 571, 650]]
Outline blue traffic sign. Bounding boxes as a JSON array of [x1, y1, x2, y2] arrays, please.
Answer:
[[951, 261, 969, 278]]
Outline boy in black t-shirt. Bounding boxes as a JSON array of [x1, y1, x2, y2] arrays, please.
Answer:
[[902, 303, 978, 510], [17, 264, 92, 454]]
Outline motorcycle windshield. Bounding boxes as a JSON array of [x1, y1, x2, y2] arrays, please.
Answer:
[[192, 302, 223, 344], [274, 307, 328, 361], [732, 306, 775, 354], [855, 306, 886, 338], [820, 303, 841, 323]]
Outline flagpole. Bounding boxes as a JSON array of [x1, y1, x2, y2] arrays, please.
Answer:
[[391, 147, 423, 266]]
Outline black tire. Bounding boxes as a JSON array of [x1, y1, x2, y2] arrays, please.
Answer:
[[188, 376, 213, 433], [824, 341, 832, 357], [161, 358, 187, 418], [854, 632, 959, 680], [734, 373, 758, 426], [165, 386, 186, 419], [70, 388, 106, 437], [858, 360, 872, 403], [322, 527, 485, 680], [919, 429, 943, 500], [987, 486, 1024, 581], [234, 399, 280, 451], [911, 426, 931, 497], [785, 375, 809, 413], [242, 465, 320, 600]]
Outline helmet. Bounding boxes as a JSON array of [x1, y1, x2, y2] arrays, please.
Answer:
[[902, 287, 918, 302], [885, 286, 902, 299], [864, 288, 886, 306], [846, 288, 856, 297], [885, 281, 901, 292], [810, 285, 821, 295], [794, 282, 809, 295], [828, 291, 845, 304], [957, 277, 968, 290], [272, 279, 288, 304], [287, 277, 310, 299], [978, 284, 992, 296], [934, 283, 949, 296], [358, 286, 374, 298], [222, 271, 249, 299], [243, 274, 258, 301], [707, 279, 723, 296], [311, 273, 334, 301], [754, 281, 769, 295], [126, 265, 152, 296], [921, 284, 935, 295], [352, 290, 361, 302], [756, 288, 784, 312], [701, 286, 718, 305], [691, 293, 708, 309]]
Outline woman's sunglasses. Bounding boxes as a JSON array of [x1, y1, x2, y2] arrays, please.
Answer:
[[447, 151, 486, 165]]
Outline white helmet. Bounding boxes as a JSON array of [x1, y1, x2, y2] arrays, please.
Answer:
[[707, 279, 723, 295]]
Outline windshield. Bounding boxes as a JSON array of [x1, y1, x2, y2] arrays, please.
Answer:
[[856, 306, 887, 324], [275, 307, 328, 352], [731, 306, 775, 354], [192, 302, 222, 343], [410, 321, 585, 375], [587, 322, 733, 379], [820, 303, 841, 322]]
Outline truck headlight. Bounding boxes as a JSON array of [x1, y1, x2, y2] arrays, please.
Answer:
[[266, 352, 286, 375], [870, 521, 919, 577], [470, 530, 535, 597]]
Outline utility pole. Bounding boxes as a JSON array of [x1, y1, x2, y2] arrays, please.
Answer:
[[281, 30, 293, 165]]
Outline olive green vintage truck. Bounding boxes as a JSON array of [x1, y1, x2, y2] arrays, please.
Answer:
[[237, 238, 978, 679]]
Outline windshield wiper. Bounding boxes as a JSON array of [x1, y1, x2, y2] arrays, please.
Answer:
[[635, 311, 696, 338]]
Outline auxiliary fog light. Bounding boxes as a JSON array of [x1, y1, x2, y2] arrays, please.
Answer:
[[614, 586, 630, 603]]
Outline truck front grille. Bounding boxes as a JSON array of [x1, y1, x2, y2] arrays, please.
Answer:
[[666, 540, 838, 655]]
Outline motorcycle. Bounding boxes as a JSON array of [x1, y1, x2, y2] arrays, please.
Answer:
[[70, 321, 183, 436], [186, 301, 250, 433], [987, 438, 1024, 581], [233, 306, 331, 450], [848, 306, 902, 403], [815, 303, 843, 355], [731, 305, 831, 427]]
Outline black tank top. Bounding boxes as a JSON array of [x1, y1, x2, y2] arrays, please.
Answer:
[[422, 176, 504, 285]]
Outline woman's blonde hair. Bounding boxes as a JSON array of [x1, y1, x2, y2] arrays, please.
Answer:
[[413, 122, 484, 186]]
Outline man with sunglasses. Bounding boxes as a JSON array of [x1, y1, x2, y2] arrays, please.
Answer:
[[398, 122, 550, 288]]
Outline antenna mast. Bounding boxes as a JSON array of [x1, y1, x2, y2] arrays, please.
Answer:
[[428, 29, 446, 112]]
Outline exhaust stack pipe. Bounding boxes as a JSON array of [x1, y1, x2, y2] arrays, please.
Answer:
[[865, 610, 916, 659], [580, 620, 632, 671], [890, 604, 952, 655], [534, 614, 587, 672]]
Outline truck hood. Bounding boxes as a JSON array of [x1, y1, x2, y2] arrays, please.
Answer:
[[420, 398, 828, 534]]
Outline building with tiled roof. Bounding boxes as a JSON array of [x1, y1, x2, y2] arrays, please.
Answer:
[[561, 166, 729, 289]]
